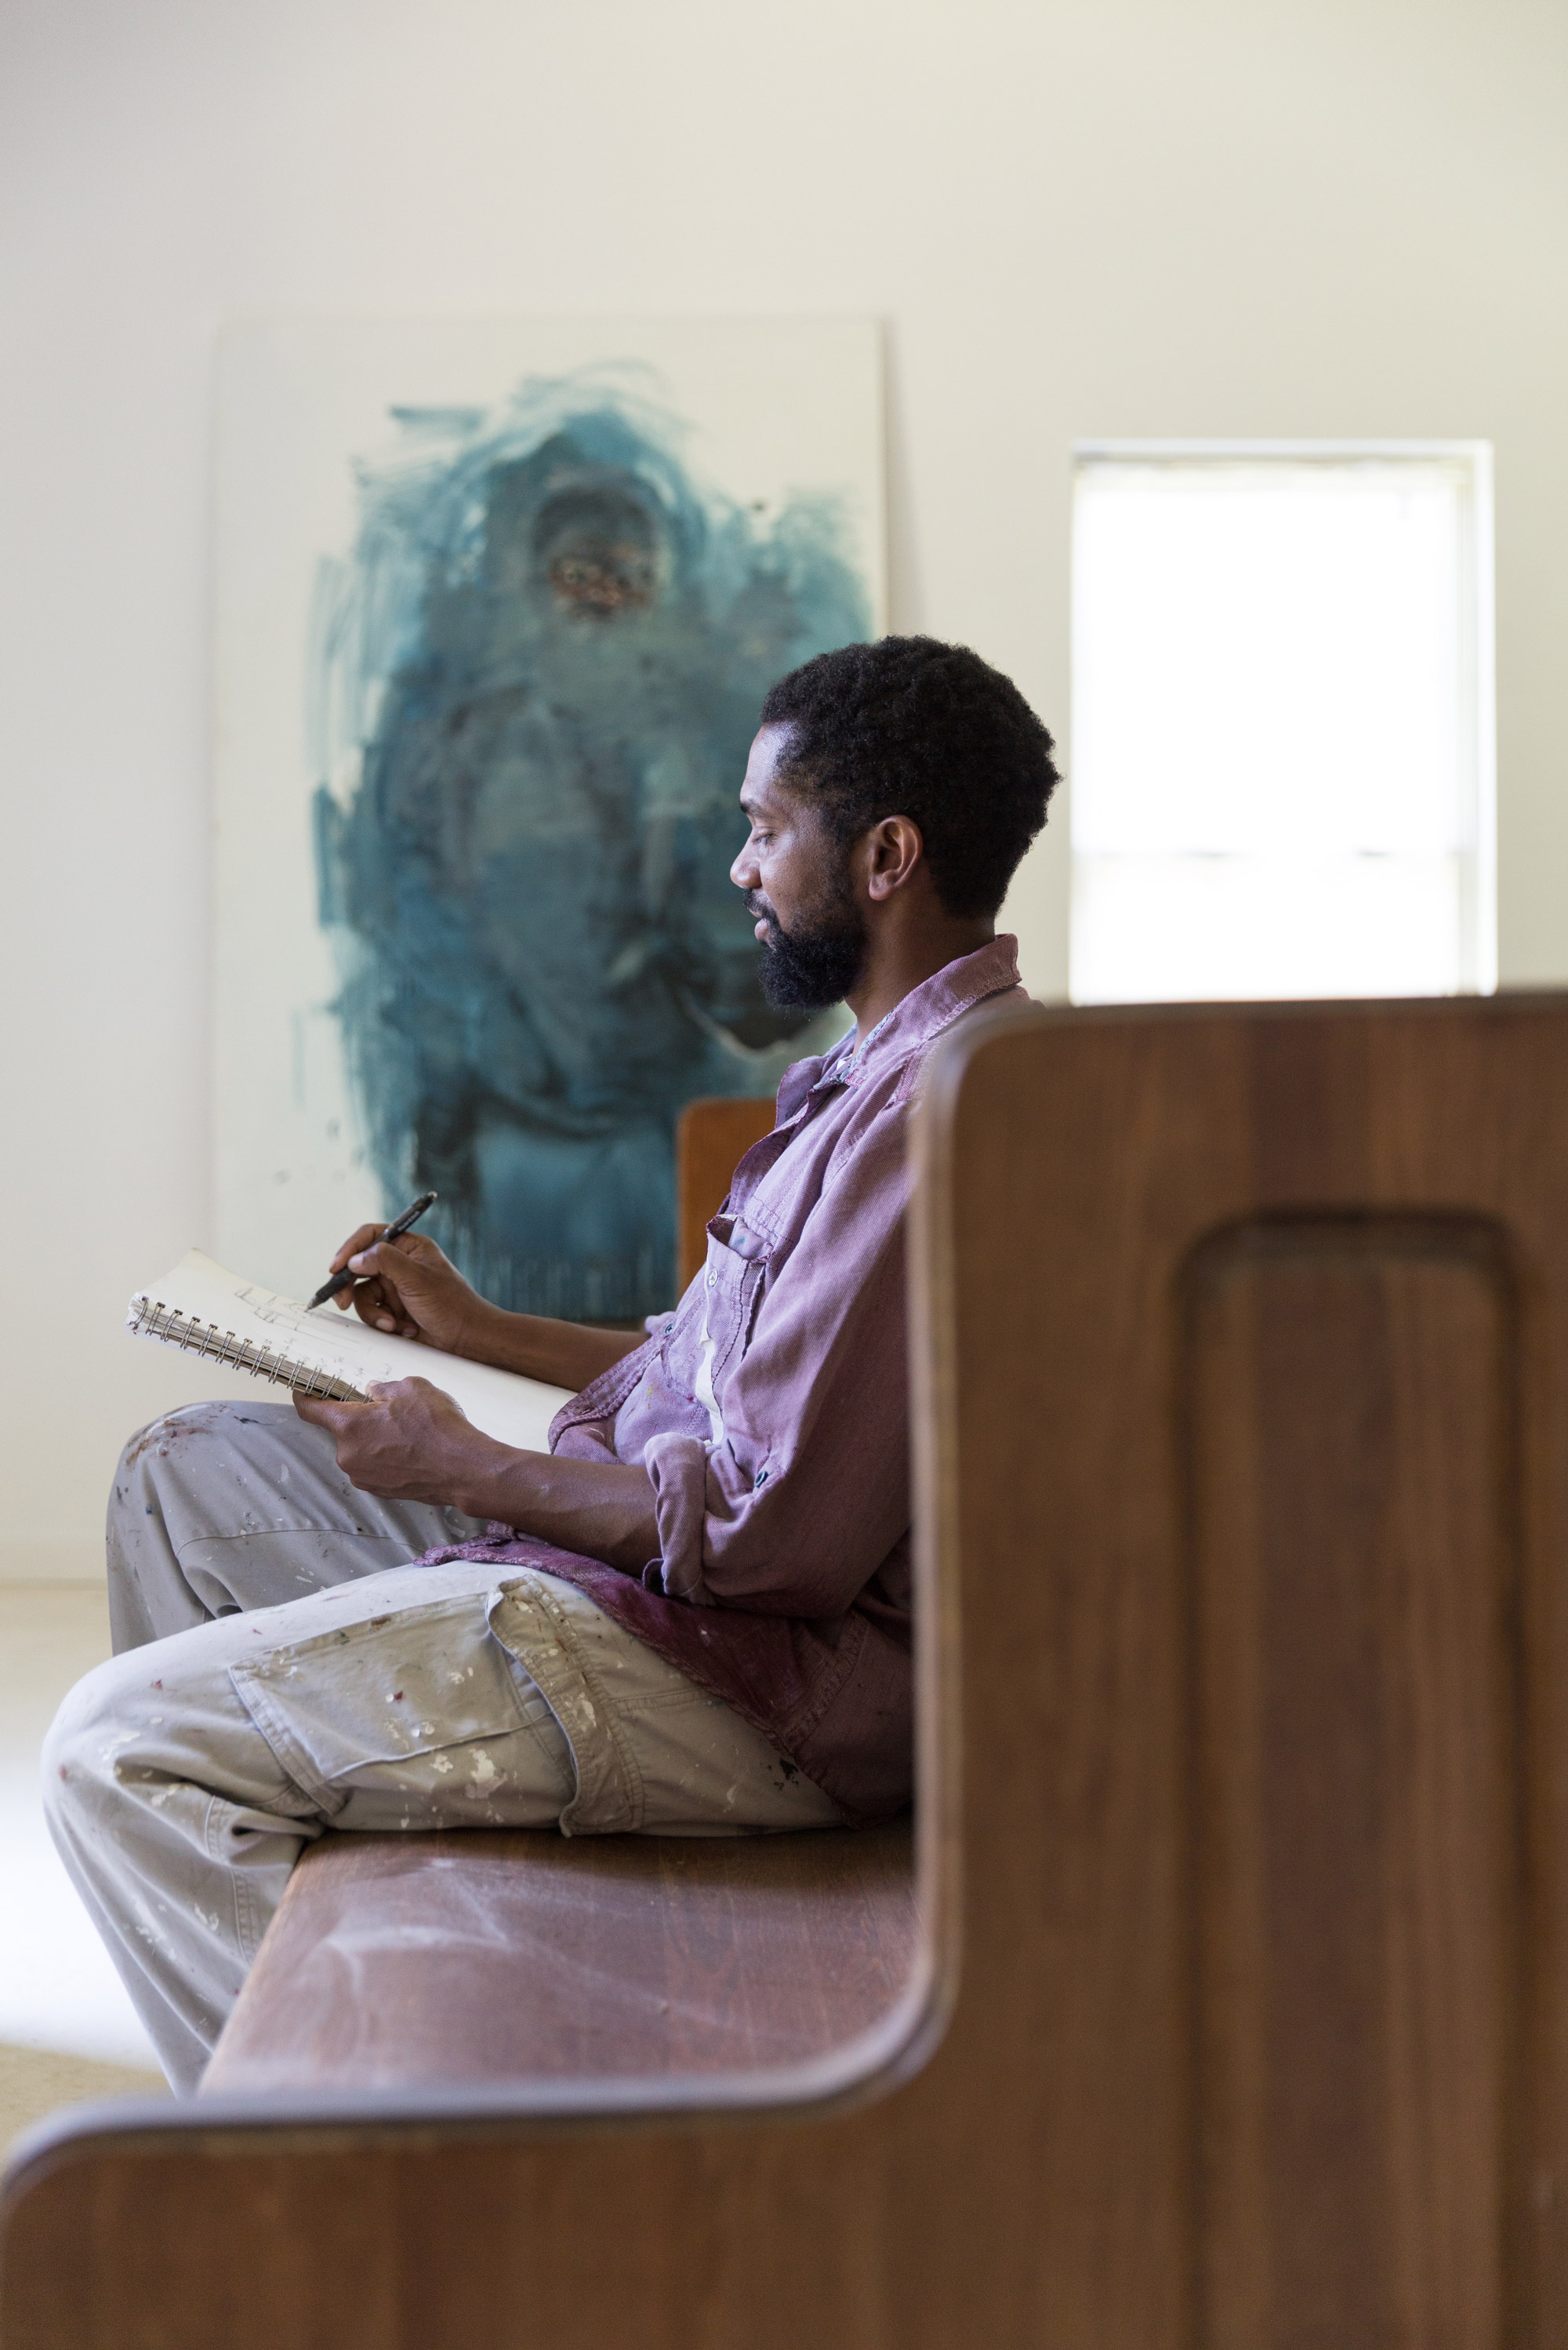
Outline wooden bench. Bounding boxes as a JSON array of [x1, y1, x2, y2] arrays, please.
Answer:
[[10, 997, 1568, 2350], [202, 1821, 916, 2095]]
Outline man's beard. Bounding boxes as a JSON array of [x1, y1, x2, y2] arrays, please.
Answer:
[[751, 885, 869, 1011]]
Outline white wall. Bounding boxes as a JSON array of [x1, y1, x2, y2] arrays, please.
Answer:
[[3, 0, 1566, 1575]]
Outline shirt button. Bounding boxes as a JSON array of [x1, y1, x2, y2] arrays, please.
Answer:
[[706, 1272, 717, 1289], [753, 1467, 768, 1489]]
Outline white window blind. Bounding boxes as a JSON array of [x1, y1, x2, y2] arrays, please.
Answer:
[[1069, 444, 1494, 1005]]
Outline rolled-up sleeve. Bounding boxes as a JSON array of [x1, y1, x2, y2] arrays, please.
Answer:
[[641, 1098, 912, 1620], [641, 1432, 713, 1603]]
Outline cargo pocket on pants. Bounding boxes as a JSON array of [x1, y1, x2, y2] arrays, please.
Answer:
[[486, 1573, 644, 1836], [229, 1589, 549, 1814]]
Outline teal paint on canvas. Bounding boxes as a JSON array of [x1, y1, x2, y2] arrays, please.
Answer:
[[311, 369, 870, 1320]]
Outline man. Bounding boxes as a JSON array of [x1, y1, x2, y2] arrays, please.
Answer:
[[45, 635, 1060, 2091]]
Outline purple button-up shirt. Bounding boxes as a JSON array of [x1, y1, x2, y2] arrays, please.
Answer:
[[426, 937, 1026, 1823]]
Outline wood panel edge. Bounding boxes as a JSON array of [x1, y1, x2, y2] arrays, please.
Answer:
[[906, 1001, 1045, 2063]]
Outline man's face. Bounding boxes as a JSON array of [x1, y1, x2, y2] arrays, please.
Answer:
[[731, 725, 869, 1010]]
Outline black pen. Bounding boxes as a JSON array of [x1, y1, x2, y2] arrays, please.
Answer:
[[307, 1191, 438, 1310]]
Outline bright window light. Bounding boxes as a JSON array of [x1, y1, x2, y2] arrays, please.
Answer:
[[1069, 444, 1495, 1004]]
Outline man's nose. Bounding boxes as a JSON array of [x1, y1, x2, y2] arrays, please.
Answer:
[[730, 840, 758, 889]]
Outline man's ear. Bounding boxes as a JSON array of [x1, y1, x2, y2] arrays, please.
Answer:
[[865, 815, 925, 903]]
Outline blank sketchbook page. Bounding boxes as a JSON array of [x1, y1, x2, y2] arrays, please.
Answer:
[[131, 1250, 575, 1454]]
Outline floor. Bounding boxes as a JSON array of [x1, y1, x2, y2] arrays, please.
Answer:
[[0, 1583, 169, 2156]]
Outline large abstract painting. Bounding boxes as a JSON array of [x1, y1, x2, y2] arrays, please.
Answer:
[[215, 321, 884, 1317]]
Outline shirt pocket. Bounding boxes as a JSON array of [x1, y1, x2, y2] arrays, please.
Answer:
[[702, 1215, 771, 1382], [229, 1589, 532, 1811]]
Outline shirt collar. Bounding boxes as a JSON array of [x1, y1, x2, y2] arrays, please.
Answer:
[[792, 934, 1025, 1104]]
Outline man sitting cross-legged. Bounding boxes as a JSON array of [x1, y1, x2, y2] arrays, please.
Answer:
[[45, 635, 1060, 2091]]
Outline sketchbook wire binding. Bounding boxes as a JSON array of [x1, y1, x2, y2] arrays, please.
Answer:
[[126, 1295, 368, 1402]]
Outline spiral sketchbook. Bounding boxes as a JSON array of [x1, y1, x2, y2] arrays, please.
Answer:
[[127, 1250, 572, 1454]]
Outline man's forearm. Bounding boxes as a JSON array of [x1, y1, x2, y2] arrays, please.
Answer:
[[453, 1440, 659, 1575], [458, 1304, 645, 1393]]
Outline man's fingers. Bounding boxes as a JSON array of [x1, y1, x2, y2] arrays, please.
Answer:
[[348, 1239, 437, 1284], [347, 1244, 434, 1333], [347, 1276, 393, 1320], [292, 1393, 363, 1432], [347, 1274, 419, 1338], [345, 1247, 407, 1291], [293, 1371, 477, 1502], [329, 1222, 387, 1277], [389, 1229, 446, 1268]]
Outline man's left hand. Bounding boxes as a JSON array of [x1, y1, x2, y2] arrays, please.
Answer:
[[296, 1377, 659, 1571], [293, 1377, 502, 1507]]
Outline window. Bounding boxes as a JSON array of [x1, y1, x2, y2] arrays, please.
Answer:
[[1069, 444, 1494, 1004]]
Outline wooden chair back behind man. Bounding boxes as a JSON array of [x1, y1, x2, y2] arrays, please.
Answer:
[[675, 1094, 777, 1289]]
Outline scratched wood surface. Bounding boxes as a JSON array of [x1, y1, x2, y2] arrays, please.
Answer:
[[675, 1095, 776, 1289], [202, 1822, 916, 2092], [9, 997, 1568, 2350]]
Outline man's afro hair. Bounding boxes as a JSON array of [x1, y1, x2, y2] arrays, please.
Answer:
[[758, 635, 1060, 920]]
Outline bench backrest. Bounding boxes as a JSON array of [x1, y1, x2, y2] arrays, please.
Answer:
[[909, 995, 1568, 2350]]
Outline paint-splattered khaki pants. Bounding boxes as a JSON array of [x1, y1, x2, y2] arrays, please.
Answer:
[[43, 1400, 838, 2093]]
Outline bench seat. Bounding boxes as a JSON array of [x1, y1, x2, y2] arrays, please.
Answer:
[[201, 1818, 917, 2094]]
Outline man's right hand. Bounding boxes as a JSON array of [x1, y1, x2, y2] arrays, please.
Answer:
[[325, 1224, 647, 1393], [326, 1225, 493, 1359]]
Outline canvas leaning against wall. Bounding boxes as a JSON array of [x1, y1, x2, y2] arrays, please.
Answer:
[[215, 318, 884, 1321]]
